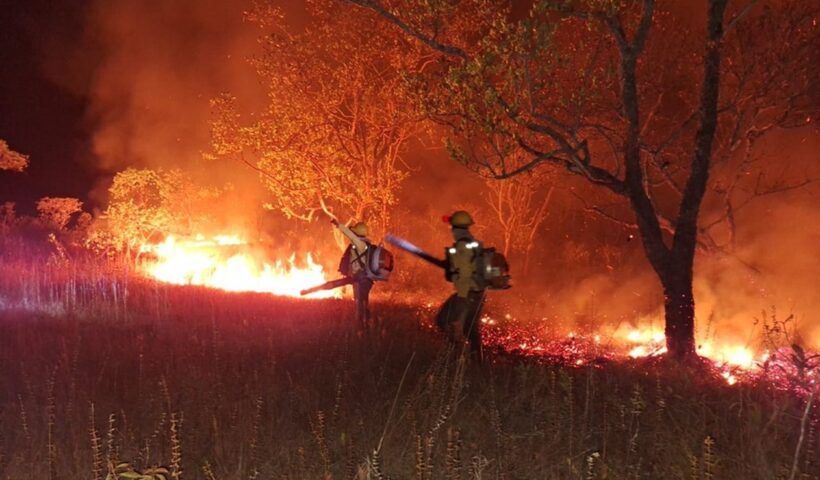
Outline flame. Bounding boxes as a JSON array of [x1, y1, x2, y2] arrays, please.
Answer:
[[475, 315, 789, 386], [139, 234, 340, 298], [621, 327, 767, 375]]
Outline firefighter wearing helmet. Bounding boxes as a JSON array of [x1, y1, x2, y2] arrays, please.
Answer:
[[332, 219, 375, 328], [436, 210, 487, 362]]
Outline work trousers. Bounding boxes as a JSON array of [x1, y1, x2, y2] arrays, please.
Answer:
[[352, 278, 373, 328], [435, 290, 486, 362]]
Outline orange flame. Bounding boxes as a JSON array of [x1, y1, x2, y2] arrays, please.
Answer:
[[619, 326, 765, 370], [139, 234, 340, 299], [619, 326, 771, 383], [479, 315, 779, 386]]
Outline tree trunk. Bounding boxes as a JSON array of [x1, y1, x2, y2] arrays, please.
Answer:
[[635, 223, 698, 359], [660, 260, 697, 359], [626, 0, 726, 361], [661, 0, 727, 360]]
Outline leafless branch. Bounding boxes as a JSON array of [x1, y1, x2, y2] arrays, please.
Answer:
[[724, 0, 760, 35]]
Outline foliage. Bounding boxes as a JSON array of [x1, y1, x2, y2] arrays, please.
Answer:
[[359, 0, 817, 219], [210, 0, 424, 235], [0, 139, 29, 172], [36, 197, 84, 231], [92, 168, 218, 254]]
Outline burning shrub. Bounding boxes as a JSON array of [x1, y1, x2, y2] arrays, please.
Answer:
[[36, 197, 83, 231], [94, 168, 219, 256]]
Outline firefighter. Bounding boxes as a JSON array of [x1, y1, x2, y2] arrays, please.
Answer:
[[331, 219, 374, 328], [436, 210, 486, 362]]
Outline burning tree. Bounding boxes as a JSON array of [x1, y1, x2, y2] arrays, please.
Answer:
[[346, 0, 818, 359], [210, 0, 423, 236], [0, 139, 28, 172]]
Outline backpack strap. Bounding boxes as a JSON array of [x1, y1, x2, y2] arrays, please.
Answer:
[[351, 241, 370, 273]]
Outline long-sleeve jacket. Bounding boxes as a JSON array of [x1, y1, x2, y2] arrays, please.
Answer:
[[337, 223, 367, 251]]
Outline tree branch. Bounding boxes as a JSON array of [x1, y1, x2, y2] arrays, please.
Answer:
[[724, 0, 759, 35], [672, 0, 729, 257], [346, 0, 468, 60], [517, 138, 626, 195]]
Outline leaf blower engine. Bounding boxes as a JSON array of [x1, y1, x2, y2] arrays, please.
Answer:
[[446, 242, 511, 290], [480, 248, 511, 289], [365, 244, 395, 281]]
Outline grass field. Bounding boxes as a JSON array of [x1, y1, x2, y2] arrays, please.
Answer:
[[0, 246, 817, 479]]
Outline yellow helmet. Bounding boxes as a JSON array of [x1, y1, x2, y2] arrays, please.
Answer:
[[448, 210, 474, 228], [351, 222, 368, 236]]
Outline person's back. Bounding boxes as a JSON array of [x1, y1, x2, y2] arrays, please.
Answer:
[[333, 219, 374, 329], [448, 232, 482, 298], [340, 239, 370, 279], [437, 211, 487, 362]]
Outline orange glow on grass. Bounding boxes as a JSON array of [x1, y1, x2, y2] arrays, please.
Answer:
[[139, 234, 340, 299], [477, 316, 788, 386]]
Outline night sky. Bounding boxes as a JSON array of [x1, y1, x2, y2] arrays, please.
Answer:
[[0, 0, 98, 213]]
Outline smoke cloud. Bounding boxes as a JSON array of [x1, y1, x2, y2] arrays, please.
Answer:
[[85, 0, 262, 172]]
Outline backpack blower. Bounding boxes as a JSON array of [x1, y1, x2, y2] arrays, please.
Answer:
[[385, 234, 511, 290], [300, 242, 395, 296]]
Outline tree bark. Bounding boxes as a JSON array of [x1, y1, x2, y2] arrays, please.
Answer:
[[660, 0, 727, 359], [660, 259, 697, 359], [619, 0, 726, 360]]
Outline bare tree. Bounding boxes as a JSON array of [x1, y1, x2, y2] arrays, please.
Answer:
[[483, 172, 554, 277]]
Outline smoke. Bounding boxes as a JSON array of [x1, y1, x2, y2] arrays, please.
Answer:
[[37, 0, 281, 221], [499, 127, 820, 351], [694, 127, 820, 349], [85, 1, 262, 172]]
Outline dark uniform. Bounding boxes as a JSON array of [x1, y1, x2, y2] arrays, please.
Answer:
[[435, 212, 486, 362]]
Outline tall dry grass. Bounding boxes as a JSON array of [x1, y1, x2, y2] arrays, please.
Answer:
[[0, 237, 817, 479]]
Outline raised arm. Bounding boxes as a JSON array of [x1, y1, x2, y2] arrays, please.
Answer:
[[331, 219, 368, 251]]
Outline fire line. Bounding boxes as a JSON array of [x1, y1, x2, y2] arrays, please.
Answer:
[[139, 234, 341, 299]]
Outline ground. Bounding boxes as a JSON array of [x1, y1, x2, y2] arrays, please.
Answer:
[[0, 255, 817, 479]]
